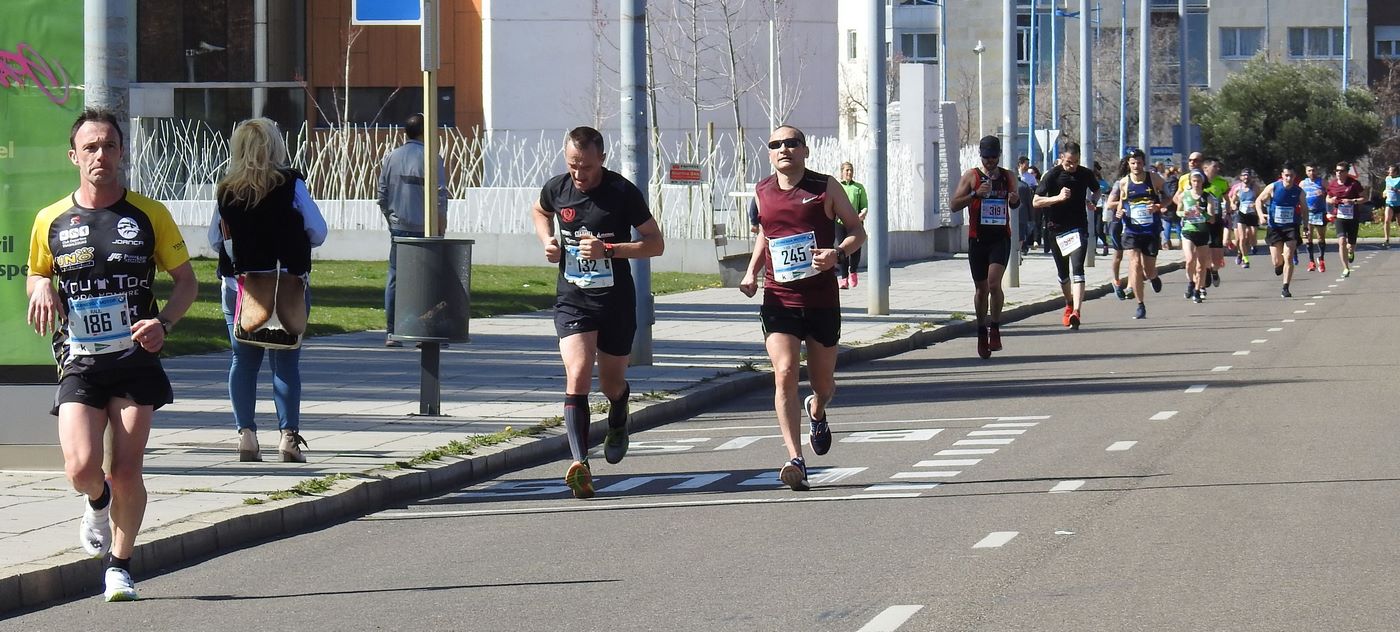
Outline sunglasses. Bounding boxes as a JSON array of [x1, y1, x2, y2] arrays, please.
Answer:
[[767, 138, 803, 150]]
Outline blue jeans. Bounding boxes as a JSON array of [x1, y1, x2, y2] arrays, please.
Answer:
[[385, 229, 414, 333], [221, 279, 306, 432]]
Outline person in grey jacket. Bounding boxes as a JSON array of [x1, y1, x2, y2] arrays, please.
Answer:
[[377, 113, 449, 347]]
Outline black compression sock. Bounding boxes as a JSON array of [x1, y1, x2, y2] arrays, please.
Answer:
[[105, 553, 130, 571], [563, 394, 590, 462], [607, 382, 630, 429], [89, 481, 111, 511]]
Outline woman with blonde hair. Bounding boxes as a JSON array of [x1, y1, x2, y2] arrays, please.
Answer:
[[208, 118, 327, 462]]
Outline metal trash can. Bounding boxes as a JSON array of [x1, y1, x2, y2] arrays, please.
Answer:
[[390, 237, 472, 344]]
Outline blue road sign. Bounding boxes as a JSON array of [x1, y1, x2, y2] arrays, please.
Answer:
[[353, 0, 421, 25]]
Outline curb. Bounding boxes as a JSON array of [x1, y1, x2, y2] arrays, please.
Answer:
[[0, 260, 1185, 615]]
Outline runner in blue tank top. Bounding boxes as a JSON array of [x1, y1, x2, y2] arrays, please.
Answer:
[[1229, 169, 1260, 267], [1384, 164, 1400, 248], [1109, 149, 1165, 319], [1300, 164, 1329, 273], [1255, 165, 1306, 298]]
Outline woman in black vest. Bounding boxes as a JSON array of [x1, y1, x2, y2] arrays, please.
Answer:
[[209, 118, 327, 462]]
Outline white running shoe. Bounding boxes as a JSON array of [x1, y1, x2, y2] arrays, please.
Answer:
[[80, 500, 112, 558], [103, 567, 139, 602]]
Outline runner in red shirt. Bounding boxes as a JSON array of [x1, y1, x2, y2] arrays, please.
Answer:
[[1325, 161, 1366, 277]]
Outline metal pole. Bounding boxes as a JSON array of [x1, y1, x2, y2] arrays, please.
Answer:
[[1029, 0, 1039, 169], [976, 43, 985, 139], [1081, 0, 1095, 268], [1341, 0, 1350, 90], [419, 0, 442, 415], [85, 0, 131, 133], [768, 7, 777, 132], [1004, 0, 1021, 288], [623, 0, 655, 363], [938, 0, 947, 103], [867, 0, 889, 315], [1051, 0, 1059, 136], [1178, 0, 1189, 158], [1137, 0, 1149, 154], [1118, 0, 1126, 155], [253, 0, 268, 117]]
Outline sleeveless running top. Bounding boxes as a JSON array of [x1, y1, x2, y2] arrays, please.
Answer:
[[1268, 181, 1303, 228], [1300, 177, 1326, 213], [757, 169, 839, 309], [1121, 175, 1161, 235], [1235, 185, 1257, 213], [968, 167, 1014, 240]]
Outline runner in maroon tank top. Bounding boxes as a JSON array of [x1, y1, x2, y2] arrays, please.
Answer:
[[740, 125, 865, 491], [951, 135, 1020, 359]]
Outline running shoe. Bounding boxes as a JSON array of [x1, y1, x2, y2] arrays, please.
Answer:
[[850, 272, 859, 287], [976, 326, 991, 359], [1274, 263, 1284, 276], [1236, 255, 1243, 266], [1113, 281, 1126, 300], [103, 568, 139, 602], [1383, 241, 1390, 249], [1281, 285, 1292, 298], [779, 457, 809, 491], [1069, 311, 1081, 330], [987, 323, 1003, 351], [1319, 259, 1326, 273], [1124, 287, 1135, 300], [805, 394, 832, 456], [1211, 270, 1220, 287], [1133, 303, 1146, 319], [564, 460, 594, 499], [1343, 268, 1351, 278], [1199, 288, 1207, 297], [80, 496, 112, 558], [1347, 251, 1355, 263], [1193, 291, 1203, 304], [1150, 277, 1162, 293], [1062, 305, 1073, 327], [1185, 282, 1196, 300], [839, 277, 849, 289], [603, 426, 629, 465], [1243, 260, 1251, 269], [1307, 261, 1316, 272]]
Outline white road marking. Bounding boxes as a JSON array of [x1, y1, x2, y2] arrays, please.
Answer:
[[973, 531, 1019, 548], [713, 435, 778, 451], [841, 429, 943, 443], [1267, 327, 1283, 332], [739, 467, 868, 487], [936, 448, 999, 456], [1049, 480, 1086, 493], [1150, 410, 1178, 421], [1251, 339, 1268, 344], [996, 415, 1053, 421], [981, 422, 1040, 428], [1311, 295, 1323, 299], [1328, 284, 1338, 287], [1107, 441, 1138, 451], [598, 473, 730, 494], [1294, 310, 1308, 314], [652, 416, 1026, 433], [892, 471, 962, 479], [1282, 319, 1296, 323], [1185, 384, 1208, 393], [954, 438, 1015, 446], [967, 429, 1027, 436], [914, 459, 982, 467], [857, 605, 926, 632], [1304, 302, 1316, 306], [367, 492, 925, 520], [1212, 366, 1231, 372], [1233, 350, 1250, 356], [863, 483, 940, 493], [1321, 290, 1331, 294]]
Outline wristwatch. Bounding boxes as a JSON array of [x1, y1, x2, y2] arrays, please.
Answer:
[[836, 248, 849, 266], [603, 243, 616, 259], [157, 315, 173, 334]]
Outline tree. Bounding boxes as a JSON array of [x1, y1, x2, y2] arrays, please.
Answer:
[[1194, 56, 1382, 179]]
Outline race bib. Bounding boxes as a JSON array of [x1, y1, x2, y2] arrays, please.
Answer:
[[67, 294, 133, 356], [770, 231, 818, 283], [1054, 229, 1082, 256], [979, 198, 1008, 226], [1271, 205, 1295, 225], [1336, 203, 1355, 219], [563, 245, 614, 289], [1183, 205, 1206, 225], [1129, 202, 1154, 225]]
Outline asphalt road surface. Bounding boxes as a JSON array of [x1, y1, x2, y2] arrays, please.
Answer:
[[8, 247, 1400, 632]]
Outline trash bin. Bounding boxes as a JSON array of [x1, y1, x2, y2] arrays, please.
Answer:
[[390, 237, 472, 344]]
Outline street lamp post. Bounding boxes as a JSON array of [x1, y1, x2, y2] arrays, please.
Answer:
[[974, 40, 986, 139]]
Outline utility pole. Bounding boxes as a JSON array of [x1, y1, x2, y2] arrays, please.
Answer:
[[1341, 0, 1350, 90], [84, 0, 130, 133], [1028, 0, 1039, 168], [938, 0, 948, 102], [1178, 0, 1190, 158], [1004, 0, 1021, 288], [867, 0, 889, 315], [1118, 0, 1126, 156], [1081, 0, 1095, 268], [1137, 0, 1150, 154], [623, 0, 654, 364]]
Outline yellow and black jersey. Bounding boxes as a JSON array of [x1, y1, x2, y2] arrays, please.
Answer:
[[28, 190, 190, 374]]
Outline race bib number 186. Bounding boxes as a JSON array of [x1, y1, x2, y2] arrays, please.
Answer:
[[68, 294, 134, 356]]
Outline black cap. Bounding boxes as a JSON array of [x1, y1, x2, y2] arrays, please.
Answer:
[[978, 135, 1001, 159]]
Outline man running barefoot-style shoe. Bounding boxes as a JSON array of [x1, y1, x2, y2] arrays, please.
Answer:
[[951, 136, 1020, 358], [531, 126, 665, 499], [741, 125, 865, 492]]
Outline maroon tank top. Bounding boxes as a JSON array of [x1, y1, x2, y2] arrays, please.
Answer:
[[968, 167, 1014, 240], [757, 169, 839, 309]]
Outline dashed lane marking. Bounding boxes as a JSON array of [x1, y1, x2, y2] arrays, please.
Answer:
[[1267, 327, 1283, 332], [1185, 384, 1208, 393], [936, 448, 998, 456], [1233, 351, 1250, 356], [1251, 339, 1268, 344], [857, 605, 925, 632], [891, 471, 962, 479], [1150, 411, 1178, 421], [1212, 366, 1231, 372], [1294, 310, 1308, 314], [1049, 480, 1086, 493], [1107, 441, 1138, 451], [966, 429, 1027, 436], [973, 531, 1019, 549], [954, 438, 1015, 446], [981, 422, 1040, 428], [1305, 302, 1316, 306], [914, 459, 982, 467], [1282, 319, 1296, 323], [863, 483, 939, 493]]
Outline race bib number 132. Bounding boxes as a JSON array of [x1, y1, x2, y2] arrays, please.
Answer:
[[563, 245, 614, 288]]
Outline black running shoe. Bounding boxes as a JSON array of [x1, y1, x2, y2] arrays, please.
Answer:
[[1133, 303, 1146, 319], [1281, 285, 1292, 298], [1150, 277, 1162, 293], [805, 395, 832, 456], [603, 426, 629, 465], [779, 457, 810, 491]]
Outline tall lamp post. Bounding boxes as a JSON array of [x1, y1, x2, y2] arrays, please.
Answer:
[[973, 40, 986, 139]]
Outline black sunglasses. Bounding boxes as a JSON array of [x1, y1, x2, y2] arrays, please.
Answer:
[[768, 138, 803, 150]]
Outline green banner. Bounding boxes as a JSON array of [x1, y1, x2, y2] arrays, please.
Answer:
[[0, 3, 84, 372]]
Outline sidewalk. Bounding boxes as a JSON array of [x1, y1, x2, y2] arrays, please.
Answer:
[[0, 246, 1182, 612]]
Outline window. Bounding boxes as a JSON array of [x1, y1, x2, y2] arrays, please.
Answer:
[[314, 87, 456, 127], [1376, 26, 1400, 59], [899, 32, 938, 62], [847, 30, 858, 60], [1220, 27, 1263, 59], [1016, 26, 1031, 64], [1289, 27, 1345, 58]]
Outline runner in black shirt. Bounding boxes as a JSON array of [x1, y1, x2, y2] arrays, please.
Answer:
[[1033, 141, 1100, 329], [531, 126, 664, 499]]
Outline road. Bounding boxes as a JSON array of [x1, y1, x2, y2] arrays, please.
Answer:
[[7, 248, 1400, 631]]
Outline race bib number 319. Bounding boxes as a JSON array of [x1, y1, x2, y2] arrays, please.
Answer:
[[979, 198, 1008, 226], [68, 294, 134, 356], [771, 231, 818, 283]]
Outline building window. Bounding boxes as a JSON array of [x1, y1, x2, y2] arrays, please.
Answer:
[[847, 30, 858, 60], [899, 32, 938, 62], [1016, 26, 1031, 64], [1220, 27, 1263, 59], [1376, 26, 1400, 59], [1289, 27, 1345, 59], [314, 87, 456, 128]]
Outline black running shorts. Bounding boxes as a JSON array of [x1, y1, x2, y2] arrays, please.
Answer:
[[967, 235, 1011, 283], [1184, 230, 1210, 247], [1267, 226, 1299, 247], [1334, 217, 1359, 242], [555, 299, 637, 357], [1208, 221, 1225, 248], [52, 366, 173, 416], [760, 303, 840, 348], [1122, 231, 1160, 257]]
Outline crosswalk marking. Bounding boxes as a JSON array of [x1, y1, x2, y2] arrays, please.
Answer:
[[936, 448, 998, 456], [967, 429, 1026, 436], [914, 459, 982, 467], [1049, 480, 1086, 493], [1150, 410, 1178, 421], [1185, 384, 1207, 393], [973, 531, 1019, 548], [954, 438, 1015, 446], [892, 471, 962, 479], [1106, 441, 1138, 451], [857, 605, 925, 632]]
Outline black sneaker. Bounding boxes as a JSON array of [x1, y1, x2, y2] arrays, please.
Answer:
[[603, 426, 629, 465], [805, 395, 832, 456], [1193, 291, 1204, 304], [1185, 282, 1196, 300], [1133, 303, 1146, 319], [1281, 285, 1292, 298], [1150, 277, 1162, 293], [1113, 281, 1127, 300], [779, 457, 809, 491], [1210, 269, 1221, 287]]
